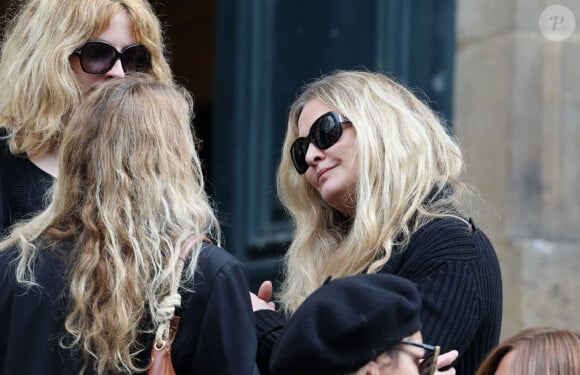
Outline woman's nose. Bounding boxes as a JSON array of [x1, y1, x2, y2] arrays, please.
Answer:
[[105, 58, 125, 78], [304, 142, 325, 167]]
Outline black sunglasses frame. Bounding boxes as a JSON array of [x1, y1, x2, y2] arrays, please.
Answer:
[[290, 111, 351, 174], [400, 340, 441, 375], [73, 41, 151, 75]]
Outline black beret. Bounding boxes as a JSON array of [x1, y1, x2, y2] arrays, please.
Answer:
[[270, 273, 422, 375]]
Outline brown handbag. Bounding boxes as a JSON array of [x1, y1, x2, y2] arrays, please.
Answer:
[[148, 316, 180, 375], [148, 236, 211, 375]]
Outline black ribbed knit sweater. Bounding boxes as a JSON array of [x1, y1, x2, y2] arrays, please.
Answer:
[[255, 217, 502, 375]]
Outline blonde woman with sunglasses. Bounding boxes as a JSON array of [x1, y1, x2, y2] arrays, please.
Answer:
[[0, 75, 259, 374], [252, 70, 502, 375], [0, 0, 172, 235]]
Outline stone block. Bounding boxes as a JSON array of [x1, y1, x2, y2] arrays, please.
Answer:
[[454, 35, 513, 240], [519, 240, 580, 329], [456, 0, 515, 41]]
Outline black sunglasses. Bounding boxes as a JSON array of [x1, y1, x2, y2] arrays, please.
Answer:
[[400, 340, 441, 375], [73, 41, 151, 75], [290, 111, 351, 174]]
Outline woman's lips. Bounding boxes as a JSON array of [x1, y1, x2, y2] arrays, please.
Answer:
[[317, 166, 333, 184]]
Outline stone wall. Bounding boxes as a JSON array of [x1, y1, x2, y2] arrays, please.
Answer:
[[455, 0, 580, 339]]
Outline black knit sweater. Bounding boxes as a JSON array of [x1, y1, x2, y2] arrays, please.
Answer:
[[255, 217, 502, 375], [0, 131, 54, 236]]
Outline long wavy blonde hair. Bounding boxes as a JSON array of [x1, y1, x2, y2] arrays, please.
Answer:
[[0, 0, 172, 156], [277, 70, 469, 314], [0, 74, 219, 374]]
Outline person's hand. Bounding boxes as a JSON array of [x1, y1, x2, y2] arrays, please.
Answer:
[[250, 280, 276, 312], [435, 350, 458, 375]]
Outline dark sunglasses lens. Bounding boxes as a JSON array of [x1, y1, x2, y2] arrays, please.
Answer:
[[121, 45, 151, 73], [312, 113, 342, 149], [291, 138, 309, 174], [81, 42, 117, 74]]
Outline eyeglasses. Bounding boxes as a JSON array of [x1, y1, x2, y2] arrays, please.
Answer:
[[290, 111, 351, 174], [73, 41, 151, 74], [400, 340, 441, 375]]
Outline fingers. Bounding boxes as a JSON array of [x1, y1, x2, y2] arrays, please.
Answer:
[[250, 292, 276, 312], [437, 350, 458, 368], [251, 280, 275, 312], [435, 350, 458, 375], [436, 368, 456, 375], [257, 280, 273, 302]]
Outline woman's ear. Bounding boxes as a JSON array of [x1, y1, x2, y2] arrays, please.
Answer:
[[365, 353, 393, 375], [364, 360, 381, 375]]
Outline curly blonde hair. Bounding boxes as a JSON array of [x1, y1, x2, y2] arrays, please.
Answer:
[[277, 70, 469, 314], [0, 0, 172, 156], [0, 74, 219, 374]]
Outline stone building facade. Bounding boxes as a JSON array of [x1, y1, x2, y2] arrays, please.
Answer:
[[455, 0, 580, 338]]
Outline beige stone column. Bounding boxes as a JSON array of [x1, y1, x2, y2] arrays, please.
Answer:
[[455, 0, 580, 339]]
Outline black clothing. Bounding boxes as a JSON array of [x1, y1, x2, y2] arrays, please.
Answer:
[[0, 131, 53, 236], [256, 217, 502, 375], [0, 242, 259, 374]]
